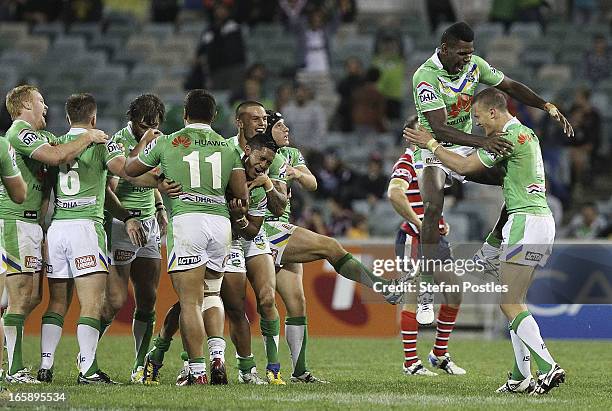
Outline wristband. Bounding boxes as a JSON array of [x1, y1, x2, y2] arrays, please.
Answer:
[[426, 138, 438, 152], [431, 143, 441, 156], [265, 185, 274, 192], [235, 216, 248, 229]]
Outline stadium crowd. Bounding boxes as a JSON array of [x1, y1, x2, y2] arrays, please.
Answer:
[[0, 0, 611, 239]]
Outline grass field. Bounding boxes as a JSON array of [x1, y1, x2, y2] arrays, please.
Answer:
[[1, 334, 610, 410]]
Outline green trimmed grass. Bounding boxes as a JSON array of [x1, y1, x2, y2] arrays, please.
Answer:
[[1, 335, 609, 410]]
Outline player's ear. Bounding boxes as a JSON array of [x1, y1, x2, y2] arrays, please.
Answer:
[[91, 112, 97, 128]]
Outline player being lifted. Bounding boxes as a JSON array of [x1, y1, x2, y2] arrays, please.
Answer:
[[99, 94, 180, 383], [410, 22, 572, 324], [406, 88, 565, 395], [125, 89, 248, 386], [0, 133, 27, 388], [0, 86, 108, 384], [388, 116, 464, 376]]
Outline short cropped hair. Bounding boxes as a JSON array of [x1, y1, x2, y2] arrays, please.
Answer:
[[235, 100, 264, 119], [441, 22, 474, 45], [127, 93, 165, 126], [246, 132, 279, 153], [66, 93, 97, 124], [5, 85, 38, 120], [184, 89, 216, 123], [474, 88, 508, 111]]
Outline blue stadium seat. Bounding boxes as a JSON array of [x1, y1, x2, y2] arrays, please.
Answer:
[[31, 22, 65, 40], [69, 22, 101, 41], [142, 23, 176, 41]]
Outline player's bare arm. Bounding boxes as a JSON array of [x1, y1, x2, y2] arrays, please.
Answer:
[[387, 178, 422, 231], [229, 198, 263, 240], [288, 165, 317, 191], [31, 128, 109, 166], [104, 178, 146, 247], [154, 188, 168, 236], [496, 76, 574, 137], [229, 168, 249, 204], [247, 174, 288, 217], [405, 127, 486, 176], [1, 173, 27, 204], [124, 128, 162, 177]]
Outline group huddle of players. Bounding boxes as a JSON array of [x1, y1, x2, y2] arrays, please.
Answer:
[[0, 21, 572, 394]]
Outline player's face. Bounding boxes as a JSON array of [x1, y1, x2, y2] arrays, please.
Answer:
[[271, 120, 289, 147], [442, 40, 474, 74], [239, 106, 267, 139], [245, 147, 275, 179], [30, 91, 47, 129], [473, 102, 494, 135], [132, 115, 160, 140]]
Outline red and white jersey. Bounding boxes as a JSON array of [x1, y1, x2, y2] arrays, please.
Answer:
[[390, 148, 446, 237]]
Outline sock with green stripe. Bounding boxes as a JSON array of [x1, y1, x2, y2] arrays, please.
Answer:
[[188, 357, 206, 376], [77, 317, 101, 377], [236, 354, 257, 373], [509, 324, 531, 380], [511, 311, 555, 374], [333, 253, 387, 288], [3, 313, 25, 375], [132, 310, 155, 370], [285, 316, 308, 377], [208, 336, 225, 361], [40, 312, 64, 370], [148, 336, 172, 365], [260, 317, 280, 367], [98, 319, 113, 340]]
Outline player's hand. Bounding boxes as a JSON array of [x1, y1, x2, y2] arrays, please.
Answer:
[[285, 165, 302, 180], [156, 208, 168, 236], [158, 178, 182, 198], [142, 128, 162, 144], [228, 198, 248, 220], [440, 222, 450, 236], [247, 174, 271, 190], [125, 218, 146, 247], [545, 103, 574, 138], [482, 134, 513, 156], [403, 127, 432, 148], [88, 129, 110, 144]]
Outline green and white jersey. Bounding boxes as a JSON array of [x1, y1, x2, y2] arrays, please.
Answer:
[[112, 124, 156, 220], [139, 124, 243, 219], [53, 128, 124, 223], [265, 146, 305, 222], [477, 118, 550, 215], [248, 186, 267, 217], [228, 135, 287, 183], [413, 50, 504, 147], [0, 137, 22, 253], [0, 120, 53, 221]]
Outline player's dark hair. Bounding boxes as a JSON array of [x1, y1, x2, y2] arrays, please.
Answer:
[[127, 93, 165, 126], [474, 88, 507, 111], [65, 93, 96, 124], [441, 22, 474, 45], [246, 132, 279, 153], [184, 89, 216, 123], [235, 100, 264, 119]]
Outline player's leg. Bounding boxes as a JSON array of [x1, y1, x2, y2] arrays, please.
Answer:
[[143, 301, 180, 385], [0, 273, 6, 384], [245, 254, 285, 384], [474, 204, 508, 281], [100, 264, 131, 336], [37, 278, 73, 382], [129, 256, 160, 380], [203, 268, 227, 385], [417, 166, 447, 324], [2, 220, 43, 382]]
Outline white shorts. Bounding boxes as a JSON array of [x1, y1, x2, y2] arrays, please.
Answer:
[[501, 213, 555, 267], [0, 219, 43, 274], [109, 216, 161, 265], [167, 213, 231, 273], [264, 221, 298, 266], [47, 219, 110, 279], [224, 226, 272, 273], [421, 146, 474, 188]]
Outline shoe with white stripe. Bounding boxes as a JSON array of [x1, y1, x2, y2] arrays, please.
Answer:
[[403, 360, 437, 376], [496, 372, 536, 393], [531, 364, 565, 395], [428, 351, 466, 375], [5, 368, 40, 384]]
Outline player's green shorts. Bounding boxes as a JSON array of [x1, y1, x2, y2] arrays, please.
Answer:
[[0, 219, 43, 274], [264, 221, 298, 267], [501, 213, 555, 267]]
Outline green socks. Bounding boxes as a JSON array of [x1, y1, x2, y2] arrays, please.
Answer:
[[511, 311, 555, 374], [3, 313, 25, 375], [133, 310, 155, 370], [148, 336, 172, 365], [260, 317, 280, 365], [236, 354, 257, 373], [333, 253, 387, 288], [285, 316, 308, 377]]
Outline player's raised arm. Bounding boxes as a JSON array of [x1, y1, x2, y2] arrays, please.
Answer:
[[229, 197, 262, 240], [387, 178, 422, 231], [495, 76, 573, 137], [0, 140, 26, 204], [124, 128, 161, 177], [31, 129, 109, 166]]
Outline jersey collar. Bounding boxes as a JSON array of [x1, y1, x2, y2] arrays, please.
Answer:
[[126, 121, 135, 138], [430, 48, 444, 70], [502, 117, 521, 132], [67, 127, 87, 135], [13, 119, 33, 129], [185, 123, 212, 131]]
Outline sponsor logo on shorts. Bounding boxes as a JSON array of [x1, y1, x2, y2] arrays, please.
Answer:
[[24, 256, 39, 269], [18, 130, 39, 146], [526, 183, 545, 194], [114, 249, 135, 262], [177, 256, 201, 266], [525, 251, 543, 262], [416, 81, 437, 104], [425, 157, 441, 164], [281, 223, 293, 231], [172, 135, 191, 148], [45, 263, 53, 273], [23, 210, 38, 219], [253, 234, 266, 250], [75, 255, 97, 270]]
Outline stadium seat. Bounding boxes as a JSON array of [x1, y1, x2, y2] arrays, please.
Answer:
[[31, 22, 65, 40], [474, 22, 504, 41], [105, 25, 137, 42], [484, 50, 519, 72], [0, 50, 33, 70], [177, 21, 207, 38], [0, 23, 28, 48], [509, 22, 542, 39], [487, 36, 524, 55], [142, 23, 176, 41], [95, 117, 120, 134], [537, 64, 571, 85], [126, 36, 158, 56], [51, 35, 87, 56], [75, 51, 108, 69], [521, 49, 555, 68], [90, 34, 123, 57], [68, 22, 101, 41], [162, 35, 197, 56], [251, 24, 282, 39], [15, 36, 50, 59]]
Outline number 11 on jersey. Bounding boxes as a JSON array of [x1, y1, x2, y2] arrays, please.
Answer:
[[182, 151, 221, 189]]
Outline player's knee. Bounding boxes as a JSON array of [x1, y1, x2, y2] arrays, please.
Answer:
[[28, 293, 42, 313], [225, 303, 245, 322], [256, 288, 276, 314], [322, 236, 345, 260], [203, 294, 223, 312], [135, 287, 157, 313]]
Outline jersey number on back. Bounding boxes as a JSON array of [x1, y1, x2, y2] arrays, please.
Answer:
[[59, 161, 80, 195], [182, 151, 221, 189]]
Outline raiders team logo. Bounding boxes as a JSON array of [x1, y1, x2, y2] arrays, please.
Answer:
[[75, 255, 96, 270], [114, 249, 135, 262], [254, 234, 266, 250]]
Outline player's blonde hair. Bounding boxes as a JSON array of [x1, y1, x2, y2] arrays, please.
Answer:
[[5, 85, 39, 120]]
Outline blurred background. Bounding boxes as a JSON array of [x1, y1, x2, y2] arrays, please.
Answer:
[[0, 0, 611, 244]]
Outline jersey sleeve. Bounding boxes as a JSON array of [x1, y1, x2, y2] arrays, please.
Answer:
[[8, 128, 49, 158], [247, 189, 267, 217], [231, 149, 244, 170], [293, 149, 306, 167], [474, 55, 504, 86], [138, 137, 162, 168], [477, 142, 513, 168], [0, 140, 20, 178], [413, 69, 445, 113], [103, 139, 125, 166], [269, 153, 287, 182], [390, 159, 414, 184]]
